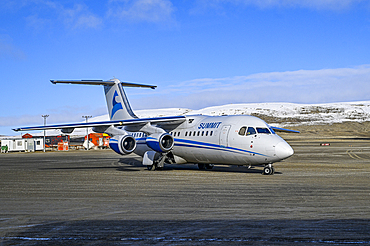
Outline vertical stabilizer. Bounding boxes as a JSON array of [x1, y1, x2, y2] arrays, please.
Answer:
[[104, 79, 138, 120]]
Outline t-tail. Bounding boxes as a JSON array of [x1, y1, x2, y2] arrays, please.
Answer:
[[50, 79, 156, 121]]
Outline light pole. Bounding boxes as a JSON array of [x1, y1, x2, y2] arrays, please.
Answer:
[[42, 115, 49, 152], [82, 115, 92, 150]]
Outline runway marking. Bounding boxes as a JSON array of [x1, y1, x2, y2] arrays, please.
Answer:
[[346, 150, 367, 160], [0, 223, 43, 230]]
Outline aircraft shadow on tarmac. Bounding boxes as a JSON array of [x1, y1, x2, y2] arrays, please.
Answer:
[[39, 158, 281, 175], [117, 158, 280, 175]]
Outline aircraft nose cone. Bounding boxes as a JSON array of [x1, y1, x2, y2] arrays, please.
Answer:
[[275, 141, 294, 159]]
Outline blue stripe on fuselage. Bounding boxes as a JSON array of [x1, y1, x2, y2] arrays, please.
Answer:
[[174, 138, 267, 156], [133, 136, 266, 157]]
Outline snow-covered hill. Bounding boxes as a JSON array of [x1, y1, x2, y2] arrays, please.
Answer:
[[135, 102, 370, 126], [17, 101, 370, 137], [187, 101, 370, 127]]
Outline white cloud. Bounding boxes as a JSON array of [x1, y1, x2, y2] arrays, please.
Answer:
[[61, 3, 103, 29], [6, 1, 103, 30], [0, 36, 26, 60], [108, 0, 175, 22], [132, 65, 370, 109]]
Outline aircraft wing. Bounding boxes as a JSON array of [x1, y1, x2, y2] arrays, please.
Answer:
[[270, 126, 300, 133], [13, 116, 186, 132]]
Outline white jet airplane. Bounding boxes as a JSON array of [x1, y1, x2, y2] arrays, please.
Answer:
[[14, 79, 298, 175]]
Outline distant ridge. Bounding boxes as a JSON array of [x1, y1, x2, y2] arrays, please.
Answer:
[[12, 102, 370, 137], [187, 101, 370, 127]]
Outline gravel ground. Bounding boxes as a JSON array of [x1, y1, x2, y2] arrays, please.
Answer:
[[0, 129, 369, 245]]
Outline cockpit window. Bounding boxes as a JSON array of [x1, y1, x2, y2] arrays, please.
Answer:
[[256, 127, 271, 134], [246, 127, 256, 136], [238, 127, 246, 136]]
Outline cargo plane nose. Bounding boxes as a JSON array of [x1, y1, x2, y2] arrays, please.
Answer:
[[275, 141, 294, 160]]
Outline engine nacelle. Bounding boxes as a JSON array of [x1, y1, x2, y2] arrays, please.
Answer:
[[109, 135, 136, 155], [146, 133, 174, 153]]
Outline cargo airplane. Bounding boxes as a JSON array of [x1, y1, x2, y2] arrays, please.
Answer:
[[14, 79, 299, 175]]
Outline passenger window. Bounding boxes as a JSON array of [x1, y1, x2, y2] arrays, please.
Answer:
[[256, 127, 271, 134], [246, 127, 256, 136], [238, 127, 246, 136], [206, 131, 208, 136], [210, 131, 213, 136], [197, 131, 200, 136], [193, 131, 196, 136], [201, 131, 204, 136], [185, 132, 188, 137]]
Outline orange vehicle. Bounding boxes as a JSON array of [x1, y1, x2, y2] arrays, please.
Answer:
[[84, 133, 111, 149]]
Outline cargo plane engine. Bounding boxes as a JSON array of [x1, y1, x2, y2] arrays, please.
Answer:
[[109, 134, 136, 155], [146, 133, 174, 153]]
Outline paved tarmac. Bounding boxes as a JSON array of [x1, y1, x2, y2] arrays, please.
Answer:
[[0, 136, 369, 245]]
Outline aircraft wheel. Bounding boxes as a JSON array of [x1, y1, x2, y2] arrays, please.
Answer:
[[205, 164, 214, 170], [198, 164, 206, 170], [263, 166, 273, 175], [147, 164, 156, 171]]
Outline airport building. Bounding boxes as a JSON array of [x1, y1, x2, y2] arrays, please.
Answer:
[[1, 138, 44, 152]]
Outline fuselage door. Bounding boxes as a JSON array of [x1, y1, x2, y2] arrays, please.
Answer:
[[219, 125, 231, 147]]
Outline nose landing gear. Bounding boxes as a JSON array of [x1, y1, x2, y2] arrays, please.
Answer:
[[263, 163, 275, 175]]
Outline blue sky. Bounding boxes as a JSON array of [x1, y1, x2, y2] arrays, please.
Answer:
[[1, 0, 370, 135]]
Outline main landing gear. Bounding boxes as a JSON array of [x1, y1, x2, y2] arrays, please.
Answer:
[[147, 153, 166, 171], [147, 164, 162, 171], [263, 163, 275, 175]]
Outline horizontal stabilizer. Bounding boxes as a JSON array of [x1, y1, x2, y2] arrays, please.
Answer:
[[271, 126, 300, 133], [50, 79, 156, 89]]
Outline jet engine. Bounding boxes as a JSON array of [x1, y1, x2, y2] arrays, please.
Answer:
[[146, 133, 174, 153], [109, 135, 136, 155]]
